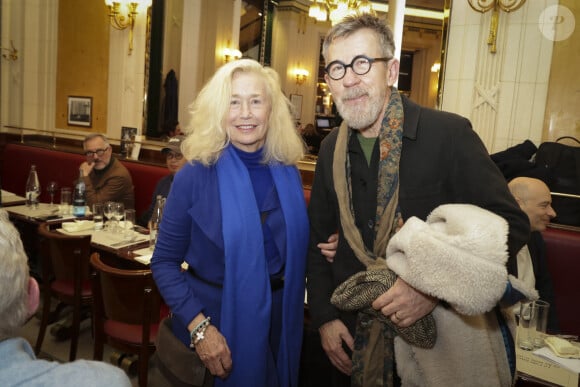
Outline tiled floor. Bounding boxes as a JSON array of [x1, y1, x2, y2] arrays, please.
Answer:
[[17, 309, 139, 386], [16, 303, 334, 387]]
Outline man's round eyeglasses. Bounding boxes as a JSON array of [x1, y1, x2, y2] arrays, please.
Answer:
[[325, 55, 392, 81], [85, 147, 110, 157], [166, 152, 183, 160]]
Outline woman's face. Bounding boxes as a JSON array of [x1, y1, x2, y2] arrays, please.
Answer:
[[226, 72, 271, 153]]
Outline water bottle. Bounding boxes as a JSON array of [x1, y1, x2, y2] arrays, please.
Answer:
[[148, 195, 165, 250], [72, 168, 86, 217], [25, 165, 41, 208]]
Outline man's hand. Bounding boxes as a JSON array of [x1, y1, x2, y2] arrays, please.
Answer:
[[319, 319, 354, 375], [317, 233, 339, 263], [80, 161, 94, 177], [371, 278, 437, 328]]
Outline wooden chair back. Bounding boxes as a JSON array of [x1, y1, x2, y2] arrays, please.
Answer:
[[35, 222, 93, 361], [90, 252, 163, 387]]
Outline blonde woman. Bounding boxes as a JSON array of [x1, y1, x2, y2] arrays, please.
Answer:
[[151, 59, 309, 387]]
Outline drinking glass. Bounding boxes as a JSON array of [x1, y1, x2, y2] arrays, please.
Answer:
[[532, 300, 550, 348], [47, 181, 59, 206], [518, 301, 535, 351], [123, 209, 136, 238], [60, 188, 72, 215], [92, 203, 104, 231], [104, 201, 116, 231]]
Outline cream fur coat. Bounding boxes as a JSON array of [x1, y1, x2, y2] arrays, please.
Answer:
[[386, 204, 537, 387]]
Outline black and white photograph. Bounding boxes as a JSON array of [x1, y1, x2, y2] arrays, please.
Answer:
[[67, 96, 92, 127]]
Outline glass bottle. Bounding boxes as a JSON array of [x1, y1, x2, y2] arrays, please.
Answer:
[[149, 195, 165, 250], [25, 164, 41, 208], [72, 168, 86, 217]]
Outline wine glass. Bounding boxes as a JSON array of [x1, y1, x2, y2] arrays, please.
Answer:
[[112, 202, 125, 232], [47, 181, 59, 206], [104, 201, 116, 231]]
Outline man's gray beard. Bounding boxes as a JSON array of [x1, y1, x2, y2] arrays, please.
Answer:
[[336, 99, 384, 130], [335, 88, 386, 130]]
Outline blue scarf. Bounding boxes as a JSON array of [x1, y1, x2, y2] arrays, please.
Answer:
[[216, 145, 309, 387]]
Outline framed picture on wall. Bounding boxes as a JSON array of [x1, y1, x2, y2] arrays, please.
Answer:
[[67, 96, 92, 127], [290, 94, 303, 121]]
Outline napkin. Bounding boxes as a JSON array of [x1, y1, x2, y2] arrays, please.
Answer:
[[61, 220, 95, 233], [533, 346, 580, 373], [545, 336, 580, 359], [134, 254, 153, 265]]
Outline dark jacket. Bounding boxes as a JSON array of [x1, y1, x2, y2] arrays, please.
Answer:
[[138, 174, 173, 227], [306, 96, 530, 332]]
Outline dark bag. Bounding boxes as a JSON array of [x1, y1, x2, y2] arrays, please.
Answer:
[[535, 136, 580, 227], [149, 317, 213, 387]]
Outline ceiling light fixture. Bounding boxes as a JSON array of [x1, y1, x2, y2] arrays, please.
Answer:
[[308, 0, 375, 25]]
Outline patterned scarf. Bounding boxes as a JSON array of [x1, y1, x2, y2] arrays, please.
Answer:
[[332, 87, 404, 386]]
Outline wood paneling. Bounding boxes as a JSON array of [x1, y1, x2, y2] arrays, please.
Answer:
[[55, 0, 109, 133]]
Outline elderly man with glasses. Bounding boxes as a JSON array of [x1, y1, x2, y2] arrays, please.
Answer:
[[80, 133, 135, 209], [138, 135, 187, 227], [306, 13, 529, 387]]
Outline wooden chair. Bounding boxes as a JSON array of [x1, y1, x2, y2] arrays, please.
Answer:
[[90, 252, 164, 387], [35, 222, 93, 361]]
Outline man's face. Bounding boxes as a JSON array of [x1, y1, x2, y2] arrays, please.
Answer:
[[84, 137, 112, 170], [324, 29, 398, 132], [519, 183, 557, 232], [165, 151, 186, 174]]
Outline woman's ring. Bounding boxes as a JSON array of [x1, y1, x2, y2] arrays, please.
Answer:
[[394, 311, 401, 320]]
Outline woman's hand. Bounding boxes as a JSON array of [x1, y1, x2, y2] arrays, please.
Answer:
[[195, 325, 232, 379]]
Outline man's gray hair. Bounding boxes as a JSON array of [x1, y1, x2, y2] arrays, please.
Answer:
[[322, 13, 396, 62], [0, 210, 31, 339], [83, 133, 110, 147]]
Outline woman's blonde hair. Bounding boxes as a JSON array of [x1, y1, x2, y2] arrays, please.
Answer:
[[181, 59, 305, 165]]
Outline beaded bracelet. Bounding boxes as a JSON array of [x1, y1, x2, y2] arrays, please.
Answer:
[[189, 316, 211, 349]]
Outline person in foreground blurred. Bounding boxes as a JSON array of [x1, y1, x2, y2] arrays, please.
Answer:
[[508, 177, 559, 332], [0, 210, 131, 386], [151, 59, 310, 387], [80, 133, 135, 209], [306, 13, 530, 387], [138, 135, 187, 227]]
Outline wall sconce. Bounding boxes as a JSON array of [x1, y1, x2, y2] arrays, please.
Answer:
[[1, 40, 18, 61], [431, 62, 441, 73], [468, 0, 526, 53], [294, 68, 309, 85], [223, 47, 242, 63], [104, 0, 151, 55]]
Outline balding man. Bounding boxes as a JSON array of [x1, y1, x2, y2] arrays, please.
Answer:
[[508, 177, 558, 332]]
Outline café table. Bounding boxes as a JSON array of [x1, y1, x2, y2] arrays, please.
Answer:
[[5, 202, 78, 223], [55, 222, 152, 269], [4, 204, 151, 274], [1, 189, 27, 206], [4, 203, 81, 278]]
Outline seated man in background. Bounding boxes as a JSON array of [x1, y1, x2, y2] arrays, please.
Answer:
[[508, 176, 559, 332], [0, 209, 131, 385], [138, 135, 187, 227], [80, 133, 135, 209], [300, 123, 323, 155]]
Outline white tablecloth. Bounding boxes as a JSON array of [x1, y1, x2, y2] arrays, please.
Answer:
[[57, 225, 148, 249]]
